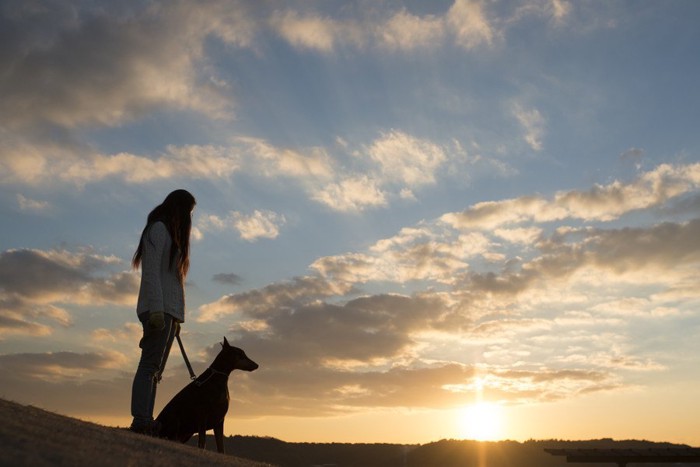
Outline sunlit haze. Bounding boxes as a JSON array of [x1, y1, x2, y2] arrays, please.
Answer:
[[2, 0, 700, 445]]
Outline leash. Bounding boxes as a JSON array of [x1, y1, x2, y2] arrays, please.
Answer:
[[175, 324, 197, 381]]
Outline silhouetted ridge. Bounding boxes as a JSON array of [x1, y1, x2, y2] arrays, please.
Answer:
[[190, 435, 693, 467]]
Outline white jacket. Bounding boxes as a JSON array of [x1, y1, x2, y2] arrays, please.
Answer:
[[136, 221, 185, 323]]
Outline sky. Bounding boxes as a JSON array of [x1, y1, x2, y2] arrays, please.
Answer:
[[2, 0, 700, 445]]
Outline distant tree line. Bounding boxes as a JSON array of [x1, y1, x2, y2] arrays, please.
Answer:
[[189, 435, 687, 467]]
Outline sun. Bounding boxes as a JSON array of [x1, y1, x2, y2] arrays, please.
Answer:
[[457, 402, 504, 441]]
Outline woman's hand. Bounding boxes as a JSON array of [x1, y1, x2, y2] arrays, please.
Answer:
[[148, 311, 165, 330]]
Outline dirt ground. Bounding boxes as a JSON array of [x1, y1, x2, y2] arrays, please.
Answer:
[[0, 398, 272, 467]]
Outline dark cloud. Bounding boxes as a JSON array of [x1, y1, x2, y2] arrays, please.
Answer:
[[226, 293, 446, 367], [588, 218, 700, 272], [197, 275, 355, 321], [212, 272, 243, 286], [0, 0, 239, 131], [0, 248, 138, 336], [0, 313, 50, 336], [0, 249, 90, 297], [0, 351, 125, 377], [0, 248, 137, 300]]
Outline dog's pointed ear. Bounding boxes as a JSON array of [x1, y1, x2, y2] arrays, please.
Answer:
[[223, 336, 230, 348]]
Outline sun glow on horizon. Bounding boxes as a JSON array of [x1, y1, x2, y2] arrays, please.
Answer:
[[457, 402, 504, 441]]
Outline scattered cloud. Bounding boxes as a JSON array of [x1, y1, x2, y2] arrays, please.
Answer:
[[186, 167, 700, 414], [512, 103, 546, 151], [446, 0, 496, 49], [197, 209, 286, 241], [236, 137, 335, 180], [270, 0, 496, 53], [269, 10, 342, 53], [232, 210, 287, 241], [312, 176, 388, 212], [379, 9, 444, 51], [365, 130, 447, 186], [16, 194, 50, 212], [91, 323, 142, 344]]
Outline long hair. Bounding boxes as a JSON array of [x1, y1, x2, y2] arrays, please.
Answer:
[[132, 189, 196, 282]]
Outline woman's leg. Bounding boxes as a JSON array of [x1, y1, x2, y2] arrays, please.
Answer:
[[130, 312, 176, 430], [146, 318, 178, 420]]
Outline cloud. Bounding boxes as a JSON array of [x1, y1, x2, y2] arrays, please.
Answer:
[[620, 147, 645, 169], [0, 0, 259, 131], [0, 248, 138, 336], [1, 144, 242, 187], [312, 176, 388, 212], [235, 137, 335, 180], [197, 275, 352, 322], [212, 272, 243, 286], [446, 0, 496, 49], [365, 130, 447, 186], [493, 227, 543, 245], [0, 350, 140, 418], [0, 351, 127, 382], [549, 0, 572, 22], [138, 164, 700, 416], [65, 145, 241, 184], [16, 194, 50, 212], [91, 323, 142, 344], [197, 209, 286, 241], [312, 226, 491, 285], [379, 9, 444, 51], [308, 130, 455, 212], [510, 0, 573, 27], [177, 207, 700, 415], [0, 123, 477, 213], [0, 0, 255, 186], [269, 10, 342, 52], [237, 132, 449, 212], [270, 0, 496, 53], [441, 163, 700, 229], [232, 210, 286, 241], [512, 103, 546, 151]]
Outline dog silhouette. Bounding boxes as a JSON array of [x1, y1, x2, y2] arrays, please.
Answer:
[[156, 337, 258, 453]]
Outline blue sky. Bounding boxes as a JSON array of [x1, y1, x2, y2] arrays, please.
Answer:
[[2, 0, 700, 443]]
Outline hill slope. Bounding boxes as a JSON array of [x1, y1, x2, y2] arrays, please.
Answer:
[[0, 398, 271, 467]]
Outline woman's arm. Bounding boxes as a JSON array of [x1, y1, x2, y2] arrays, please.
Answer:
[[140, 221, 168, 313]]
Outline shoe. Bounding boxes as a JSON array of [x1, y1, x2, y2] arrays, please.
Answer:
[[129, 419, 161, 436]]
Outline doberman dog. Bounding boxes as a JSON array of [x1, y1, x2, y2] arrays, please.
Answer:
[[156, 337, 258, 453]]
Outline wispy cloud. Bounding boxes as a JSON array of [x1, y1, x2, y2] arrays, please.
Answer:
[[512, 103, 546, 151], [16, 194, 50, 212], [441, 163, 700, 229], [270, 0, 496, 53]]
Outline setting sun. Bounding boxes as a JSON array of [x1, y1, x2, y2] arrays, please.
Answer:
[[458, 402, 504, 441]]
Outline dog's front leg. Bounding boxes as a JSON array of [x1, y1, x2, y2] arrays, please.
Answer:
[[198, 426, 206, 450], [214, 420, 225, 454]]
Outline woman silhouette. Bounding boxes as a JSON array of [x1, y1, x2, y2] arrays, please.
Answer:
[[129, 189, 196, 434]]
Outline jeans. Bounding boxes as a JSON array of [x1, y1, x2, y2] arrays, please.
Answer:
[[130, 312, 178, 425]]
